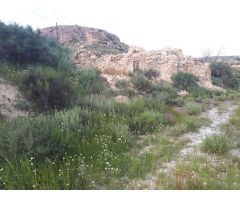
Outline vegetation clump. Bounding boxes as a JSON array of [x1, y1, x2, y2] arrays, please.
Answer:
[[210, 62, 239, 89], [0, 22, 70, 69], [201, 134, 230, 155], [21, 67, 78, 111], [171, 72, 198, 90]]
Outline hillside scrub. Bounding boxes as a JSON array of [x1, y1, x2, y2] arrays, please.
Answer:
[[171, 72, 198, 90], [1, 22, 240, 190], [0, 21, 70, 69], [171, 72, 215, 98], [21, 67, 78, 111], [210, 62, 239, 89], [0, 92, 195, 189]]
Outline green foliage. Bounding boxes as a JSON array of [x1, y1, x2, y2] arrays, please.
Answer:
[[115, 79, 128, 90], [74, 69, 106, 96], [201, 134, 230, 155], [186, 102, 202, 115], [129, 111, 165, 135], [131, 75, 155, 93], [171, 72, 213, 98], [187, 86, 213, 98], [144, 69, 160, 80], [0, 107, 97, 158], [210, 62, 239, 89], [115, 80, 136, 97], [0, 62, 24, 85], [0, 21, 70, 69], [21, 67, 78, 111], [171, 72, 198, 90]]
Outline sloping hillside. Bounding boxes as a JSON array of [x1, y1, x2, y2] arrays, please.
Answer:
[[0, 77, 27, 119]]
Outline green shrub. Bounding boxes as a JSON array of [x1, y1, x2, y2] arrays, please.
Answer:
[[15, 100, 33, 111], [171, 72, 198, 90], [0, 22, 70, 69], [0, 62, 24, 84], [21, 67, 78, 111], [114, 97, 146, 117], [131, 75, 154, 93], [144, 69, 160, 80], [210, 62, 239, 89], [74, 69, 106, 96], [201, 134, 230, 155], [115, 79, 128, 90], [0, 107, 98, 158], [187, 86, 213, 98], [186, 102, 202, 115], [115, 79, 135, 97], [107, 122, 133, 144], [129, 111, 165, 135]]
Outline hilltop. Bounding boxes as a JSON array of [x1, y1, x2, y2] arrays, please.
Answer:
[[40, 25, 129, 55]]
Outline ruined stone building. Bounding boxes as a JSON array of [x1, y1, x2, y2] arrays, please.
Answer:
[[40, 25, 214, 89]]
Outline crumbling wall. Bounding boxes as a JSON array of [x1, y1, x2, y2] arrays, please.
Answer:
[[41, 25, 214, 89], [72, 46, 213, 88]]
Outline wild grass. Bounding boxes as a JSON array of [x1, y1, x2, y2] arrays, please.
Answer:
[[201, 134, 230, 155], [1, 62, 235, 189], [185, 102, 202, 115], [0, 62, 25, 85], [158, 156, 240, 189]]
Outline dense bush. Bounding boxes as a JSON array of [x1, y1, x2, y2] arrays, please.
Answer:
[[74, 69, 106, 96], [186, 102, 202, 115], [0, 22, 70, 68], [21, 67, 78, 111], [210, 62, 239, 89], [131, 75, 155, 93], [115, 79, 128, 90], [171, 72, 214, 98], [201, 134, 230, 155], [0, 107, 98, 158], [171, 72, 198, 90], [129, 111, 165, 135], [187, 86, 213, 98], [115, 79, 136, 97], [144, 69, 160, 80]]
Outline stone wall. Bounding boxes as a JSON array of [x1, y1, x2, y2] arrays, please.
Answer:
[[40, 25, 214, 89], [72, 46, 213, 88]]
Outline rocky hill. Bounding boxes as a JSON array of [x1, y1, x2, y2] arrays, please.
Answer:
[[40, 25, 216, 89], [40, 25, 129, 56]]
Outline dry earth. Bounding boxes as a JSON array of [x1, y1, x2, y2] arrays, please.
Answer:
[[0, 77, 28, 119]]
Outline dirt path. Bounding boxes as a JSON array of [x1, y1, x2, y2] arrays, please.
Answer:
[[137, 102, 238, 189], [0, 77, 28, 119]]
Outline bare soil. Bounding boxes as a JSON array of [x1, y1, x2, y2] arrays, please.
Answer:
[[0, 77, 28, 119]]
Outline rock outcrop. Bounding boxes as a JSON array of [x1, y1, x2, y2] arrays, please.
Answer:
[[40, 25, 128, 56], [40, 25, 215, 89]]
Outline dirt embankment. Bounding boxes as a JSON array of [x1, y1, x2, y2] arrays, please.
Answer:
[[0, 77, 28, 119]]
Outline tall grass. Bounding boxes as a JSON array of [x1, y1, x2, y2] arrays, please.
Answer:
[[201, 135, 230, 155]]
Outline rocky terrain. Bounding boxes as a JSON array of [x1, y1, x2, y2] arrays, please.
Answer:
[[40, 25, 217, 89]]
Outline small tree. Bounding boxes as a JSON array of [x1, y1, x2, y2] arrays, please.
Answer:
[[210, 62, 239, 89], [144, 69, 160, 80], [171, 72, 198, 90], [21, 67, 77, 111]]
